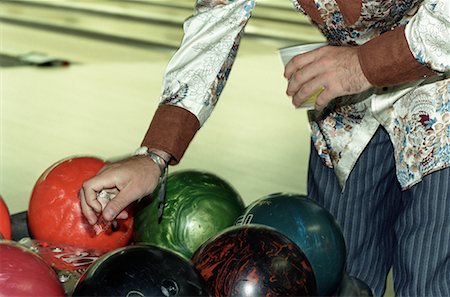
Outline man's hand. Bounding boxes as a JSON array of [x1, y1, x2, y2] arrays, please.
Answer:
[[79, 155, 162, 224], [284, 46, 372, 111]]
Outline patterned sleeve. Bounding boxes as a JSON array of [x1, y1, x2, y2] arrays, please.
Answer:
[[159, 0, 256, 126], [405, 0, 450, 72]]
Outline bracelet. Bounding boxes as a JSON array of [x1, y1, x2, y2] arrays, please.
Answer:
[[135, 146, 168, 177]]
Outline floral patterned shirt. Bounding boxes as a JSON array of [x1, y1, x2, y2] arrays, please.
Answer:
[[158, 0, 450, 190]]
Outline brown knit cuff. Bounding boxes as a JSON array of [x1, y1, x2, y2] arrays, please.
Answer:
[[141, 105, 200, 165], [357, 26, 436, 87]]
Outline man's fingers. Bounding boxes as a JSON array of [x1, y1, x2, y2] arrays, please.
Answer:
[[82, 170, 120, 209], [284, 46, 326, 79], [97, 164, 110, 174], [102, 187, 136, 221], [314, 87, 335, 111], [116, 210, 129, 220], [78, 155, 162, 223], [79, 189, 100, 225], [79, 169, 124, 225], [80, 185, 103, 214], [292, 76, 327, 108], [286, 63, 324, 97], [284, 52, 313, 79]]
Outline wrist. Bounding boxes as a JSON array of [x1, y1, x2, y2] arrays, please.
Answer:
[[147, 148, 171, 164], [135, 146, 170, 177]]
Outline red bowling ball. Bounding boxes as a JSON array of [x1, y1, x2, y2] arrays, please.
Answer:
[[0, 195, 11, 240], [0, 241, 65, 297], [28, 156, 134, 251]]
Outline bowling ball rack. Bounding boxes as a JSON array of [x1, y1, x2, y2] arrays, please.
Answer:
[[8, 212, 373, 297]]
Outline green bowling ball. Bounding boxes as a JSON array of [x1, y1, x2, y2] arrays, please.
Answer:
[[134, 170, 245, 259]]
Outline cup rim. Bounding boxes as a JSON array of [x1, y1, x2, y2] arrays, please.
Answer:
[[278, 42, 328, 54]]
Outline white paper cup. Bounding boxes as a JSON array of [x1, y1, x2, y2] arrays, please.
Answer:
[[279, 42, 327, 109], [279, 42, 327, 66]]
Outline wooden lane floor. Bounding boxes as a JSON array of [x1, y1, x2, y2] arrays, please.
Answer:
[[1, 0, 325, 51]]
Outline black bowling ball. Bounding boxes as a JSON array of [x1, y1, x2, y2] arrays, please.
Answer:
[[337, 273, 373, 297], [72, 244, 210, 297]]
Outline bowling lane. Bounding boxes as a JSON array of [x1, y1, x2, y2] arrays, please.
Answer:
[[1, 0, 317, 213], [1, 23, 175, 64], [1, 53, 311, 214]]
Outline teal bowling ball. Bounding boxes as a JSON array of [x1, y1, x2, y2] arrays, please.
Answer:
[[134, 170, 245, 259], [239, 193, 346, 296]]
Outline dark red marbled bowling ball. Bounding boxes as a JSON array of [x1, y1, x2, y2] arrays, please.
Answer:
[[191, 225, 317, 296]]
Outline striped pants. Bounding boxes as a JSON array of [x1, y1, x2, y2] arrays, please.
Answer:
[[307, 127, 450, 297]]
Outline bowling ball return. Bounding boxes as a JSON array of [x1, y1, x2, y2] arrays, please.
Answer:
[[8, 205, 375, 297], [5, 174, 373, 297], [10, 211, 30, 241]]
